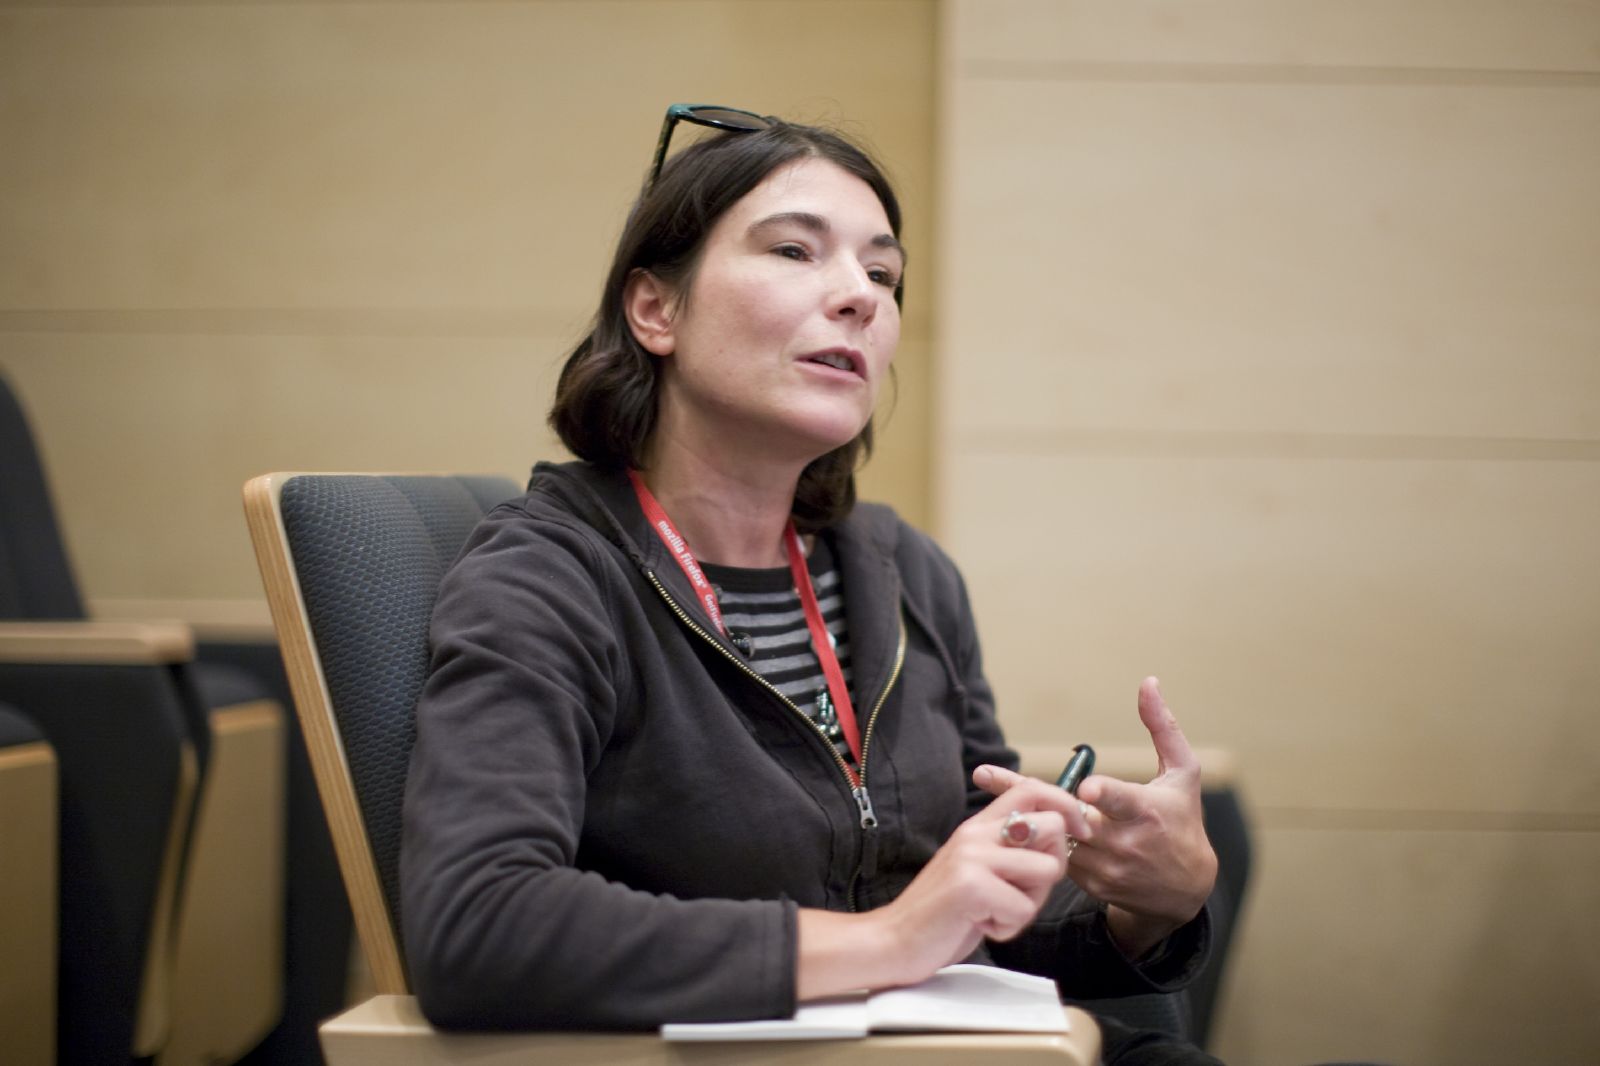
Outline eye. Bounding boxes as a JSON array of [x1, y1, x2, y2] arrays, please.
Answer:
[[773, 243, 811, 261], [867, 266, 901, 289]]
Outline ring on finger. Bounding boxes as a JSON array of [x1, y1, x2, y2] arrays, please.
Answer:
[[999, 810, 1036, 847], [1066, 836, 1079, 860]]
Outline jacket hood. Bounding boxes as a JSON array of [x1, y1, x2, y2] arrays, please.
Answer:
[[524, 460, 656, 566]]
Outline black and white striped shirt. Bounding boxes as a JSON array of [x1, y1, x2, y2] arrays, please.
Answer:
[[701, 535, 854, 763]]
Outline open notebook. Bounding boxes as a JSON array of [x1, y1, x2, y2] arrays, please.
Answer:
[[661, 964, 1069, 1041]]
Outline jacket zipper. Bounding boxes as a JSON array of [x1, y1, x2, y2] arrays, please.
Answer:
[[844, 624, 906, 912], [851, 626, 905, 828], [643, 567, 905, 831]]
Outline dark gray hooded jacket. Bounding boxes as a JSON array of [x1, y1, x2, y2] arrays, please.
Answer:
[[400, 460, 1207, 1030]]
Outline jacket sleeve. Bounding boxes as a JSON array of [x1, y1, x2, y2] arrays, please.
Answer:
[[920, 531, 1213, 998], [399, 508, 796, 1030]]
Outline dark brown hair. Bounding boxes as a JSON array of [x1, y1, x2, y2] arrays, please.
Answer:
[[548, 118, 903, 533]]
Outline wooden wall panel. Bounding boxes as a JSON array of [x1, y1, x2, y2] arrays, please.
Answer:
[[0, 2, 938, 319], [946, 450, 1600, 817], [2, 332, 560, 599], [4, 328, 931, 603], [1214, 827, 1600, 1065], [939, 2, 1600, 1062], [942, 80, 1600, 441], [949, 0, 1600, 73], [0, 0, 939, 612]]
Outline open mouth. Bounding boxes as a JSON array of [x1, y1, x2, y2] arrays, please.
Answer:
[[803, 348, 863, 377]]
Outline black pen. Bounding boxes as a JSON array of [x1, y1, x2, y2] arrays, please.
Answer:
[[1055, 743, 1095, 796]]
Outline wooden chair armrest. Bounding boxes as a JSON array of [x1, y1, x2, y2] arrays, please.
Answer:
[[0, 621, 195, 665], [0, 730, 57, 1066], [320, 996, 1101, 1066]]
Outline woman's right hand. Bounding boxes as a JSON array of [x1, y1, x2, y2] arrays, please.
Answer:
[[797, 774, 1088, 998]]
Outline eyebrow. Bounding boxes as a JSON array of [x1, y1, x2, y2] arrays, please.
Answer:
[[748, 211, 906, 264]]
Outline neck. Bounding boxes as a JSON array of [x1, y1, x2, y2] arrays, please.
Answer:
[[638, 429, 806, 569]]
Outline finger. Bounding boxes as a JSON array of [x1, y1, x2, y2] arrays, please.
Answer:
[[974, 868, 1053, 941], [1020, 810, 1068, 862], [988, 842, 1066, 889], [1063, 796, 1093, 842], [997, 809, 1044, 851], [978, 777, 1094, 842], [992, 808, 1065, 845], [1138, 676, 1199, 778], [972, 763, 1026, 797], [1062, 841, 1117, 902], [971, 768, 1062, 818], [1077, 775, 1145, 822], [989, 808, 1070, 862]]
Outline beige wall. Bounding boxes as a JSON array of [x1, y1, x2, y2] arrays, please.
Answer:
[[0, 0, 937, 622], [937, 2, 1600, 1064], [8, 1, 1600, 1063]]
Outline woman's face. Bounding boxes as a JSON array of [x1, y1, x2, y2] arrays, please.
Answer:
[[636, 156, 904, 465]]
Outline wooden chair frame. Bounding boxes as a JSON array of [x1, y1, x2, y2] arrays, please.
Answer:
[[245, 475, 409, 994]]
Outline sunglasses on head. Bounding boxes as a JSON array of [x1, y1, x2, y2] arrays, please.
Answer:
[[647, 103, 773, 189]]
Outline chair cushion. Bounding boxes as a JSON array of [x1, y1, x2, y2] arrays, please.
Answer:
[[279, 475, 518, 945], [0, 701, 46, 748]]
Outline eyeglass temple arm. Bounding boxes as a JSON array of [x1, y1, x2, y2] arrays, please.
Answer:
[[647, 113, 680, 189]]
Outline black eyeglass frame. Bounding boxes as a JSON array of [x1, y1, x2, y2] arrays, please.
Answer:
[[647, 103, 773, 190]]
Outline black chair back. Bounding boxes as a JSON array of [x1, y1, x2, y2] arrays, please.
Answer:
[[264, 474, 519, 982], [1189, 788, 1252, 1048], [0, 370, 84, 620]]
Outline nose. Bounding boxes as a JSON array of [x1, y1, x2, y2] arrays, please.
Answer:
[[825, 259, 879, 325]]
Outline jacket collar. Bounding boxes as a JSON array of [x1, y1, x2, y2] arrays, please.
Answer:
[[829, 502, 906, 709], [526, 460, 908, 687], [526, 460, 659, 568]]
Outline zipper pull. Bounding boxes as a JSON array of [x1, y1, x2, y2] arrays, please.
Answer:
[[852, 784, 878, 829]]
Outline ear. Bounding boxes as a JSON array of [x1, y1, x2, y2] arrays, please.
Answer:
[[623, 270, 677, 357]]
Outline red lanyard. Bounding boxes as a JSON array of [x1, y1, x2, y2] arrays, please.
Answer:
[[629, 470, 726, 637], [782, 524, 863, 771], [629, 471, 863, 774]]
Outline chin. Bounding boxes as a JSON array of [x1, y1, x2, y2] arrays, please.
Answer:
[[785, 413, 871, 461]]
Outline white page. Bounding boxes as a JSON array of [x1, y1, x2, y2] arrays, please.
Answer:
[[660, 965, 1068, 1041], [661, 996, 869, 1041], [867, 964, 1068, 1033]]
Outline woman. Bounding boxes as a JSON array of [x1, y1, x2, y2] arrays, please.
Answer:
[[400, 106, 1219, 1061]]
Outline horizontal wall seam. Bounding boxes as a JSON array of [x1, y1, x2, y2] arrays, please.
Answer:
[[1258, 807, 1600, 832], [0, 307, 581, 339], [0, 0, 760, 8], [0, 307, 935, 340], [962, 59, 1600, 89], [951, 429, 1600, 462]]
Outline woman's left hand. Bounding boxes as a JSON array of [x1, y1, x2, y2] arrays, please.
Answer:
[[975, 677, 1217, 959]]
